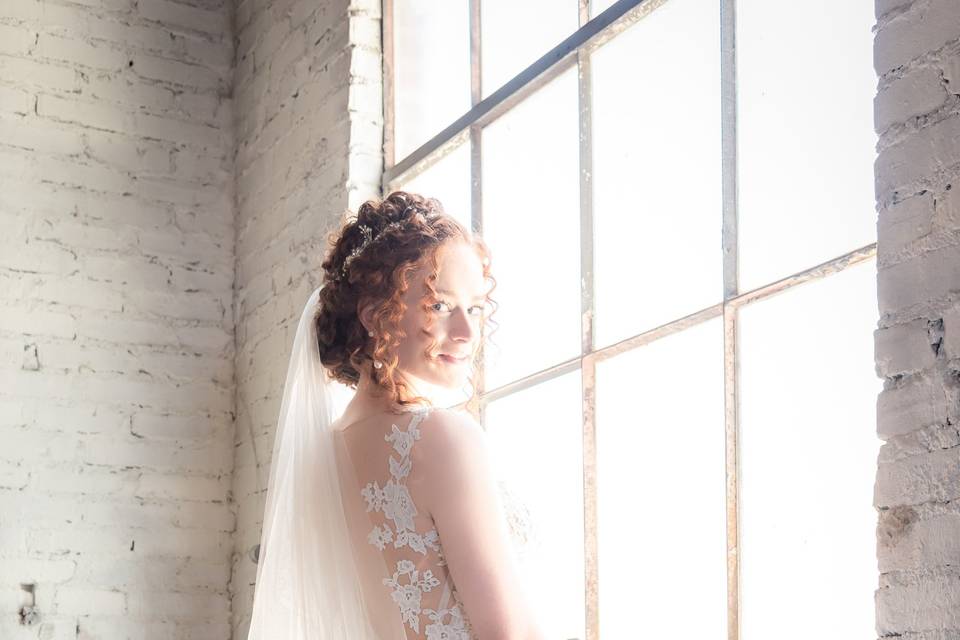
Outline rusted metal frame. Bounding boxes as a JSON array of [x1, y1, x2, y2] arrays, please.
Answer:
[[391, 5, 874, 634], [469, 125, 482, 240], [469, 0, 482, 237], [720, 239, 875, 639], [479, 356, 582, 407], [470, 139, 485, 420], [471, 0, 486, 425], [477, 306, 713, 417], [383, 0, 649, 188], [586, 242, 878, 364], [726, 243, 877, 310], [383, 130, 470, 193], [476, 242, 877, 443], [720, 0, 740, 637], [470, 0, 482, 107], [721, 1, 738, 306], [476, 242, 877, 636], [580, 356, 599, 640], [577, 0, 599, 637], [381, 0, 395, 177], [385, 58, 571, 188], [722, 303, 740, 640], [479, 243, 879, 411]]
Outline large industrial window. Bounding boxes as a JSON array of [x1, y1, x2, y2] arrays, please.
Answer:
[[384, 1, 882, 638]]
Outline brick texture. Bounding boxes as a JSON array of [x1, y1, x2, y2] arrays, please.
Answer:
[[0, 0, 235, 638], [875, 0, 960, 637], [0, 0, 383, 630], [228, 0, 383, 637]]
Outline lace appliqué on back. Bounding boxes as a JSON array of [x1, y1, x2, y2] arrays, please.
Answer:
[[361, 409, 474, 639]]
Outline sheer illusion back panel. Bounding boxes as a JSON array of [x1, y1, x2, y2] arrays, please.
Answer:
[[333, 433, 408, 640], [334, 408, 475, 639]]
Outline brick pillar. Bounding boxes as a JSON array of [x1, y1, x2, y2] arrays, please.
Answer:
[[229, 0, 383, 636], [873, 0, 960, 635]]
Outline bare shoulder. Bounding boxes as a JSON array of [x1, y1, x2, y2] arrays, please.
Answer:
[[414, 408, 497, 517], [416, 407, 485, 454]]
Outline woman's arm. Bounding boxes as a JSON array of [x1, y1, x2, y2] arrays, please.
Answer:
[[416, 409, 546, 640]]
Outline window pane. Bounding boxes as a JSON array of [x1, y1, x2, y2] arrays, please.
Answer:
[[485, 370, 585, 640], [737, 1, 876, 291], [590, 0, 616, 17], [738, 259, 881, 639], [394, 0, 471, 161], [399, 142, 472, 231], [481, 0, 579, 98], [596, 317, 727, 637], [482, 69, 580, 387], [592, 0, 721, 347]]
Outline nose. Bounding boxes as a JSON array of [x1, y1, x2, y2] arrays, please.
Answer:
[[448, 306, 476, 344]]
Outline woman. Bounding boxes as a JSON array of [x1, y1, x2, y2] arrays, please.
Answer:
[[247, 192, 544, 640]]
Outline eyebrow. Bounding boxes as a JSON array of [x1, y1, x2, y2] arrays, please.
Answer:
[[435, 288, 486, 302]]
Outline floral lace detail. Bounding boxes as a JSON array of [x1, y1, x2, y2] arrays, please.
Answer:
[[361, 413, 442, 558], [362, 409, 472, 637], [384, 560, 441, 632], [424, 605, 472, 640]]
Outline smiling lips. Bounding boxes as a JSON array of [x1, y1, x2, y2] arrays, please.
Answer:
[[437, 353, 469, 365]]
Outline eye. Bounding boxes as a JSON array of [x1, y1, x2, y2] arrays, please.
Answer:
[[431, 299, 485, 316]]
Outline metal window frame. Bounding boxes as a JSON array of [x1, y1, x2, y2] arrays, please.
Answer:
[[382, 1, 879, 639], [383, 0, 657, 191]]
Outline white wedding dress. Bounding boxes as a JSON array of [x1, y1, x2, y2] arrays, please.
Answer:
[[334, 407, 477, 639], [246, 287, 534, 640]]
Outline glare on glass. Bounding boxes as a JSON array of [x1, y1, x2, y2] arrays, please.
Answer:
[[592, 0, 721, 348], [400, 142, 472, 231], [481, 0, 579, 99], [393, 0, 471, 161], [481, 68, 581, 388], [595, 316, 727, 637], [484, 370, 585, 640], [738, 259, 881, 640], [591, 0, 617, 18], [737, 0, 877, 291]]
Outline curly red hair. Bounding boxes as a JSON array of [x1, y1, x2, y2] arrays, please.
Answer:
[[315, 191, 497, 410]]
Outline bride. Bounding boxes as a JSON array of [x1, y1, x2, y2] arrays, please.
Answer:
[[246, 191, 545, 639]]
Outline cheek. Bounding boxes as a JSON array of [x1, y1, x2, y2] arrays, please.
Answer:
[[396, 314, 435, 362]]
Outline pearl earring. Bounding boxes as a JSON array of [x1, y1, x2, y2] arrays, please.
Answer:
[[368, 329, 379, 368]]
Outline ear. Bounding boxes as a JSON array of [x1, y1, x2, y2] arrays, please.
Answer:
[[357, 300, 376, 334]]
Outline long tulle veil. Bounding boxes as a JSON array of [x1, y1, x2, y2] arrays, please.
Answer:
[[246, 286, 378, 639]]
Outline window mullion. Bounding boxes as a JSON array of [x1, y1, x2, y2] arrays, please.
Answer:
[[470, 0, 486, 425], [382, 0, 396, 175], [578, 2, 599, 639], [720, 0, 741, 638]]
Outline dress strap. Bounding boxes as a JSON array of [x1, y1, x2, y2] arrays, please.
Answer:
[[408, 404, 432, 427]]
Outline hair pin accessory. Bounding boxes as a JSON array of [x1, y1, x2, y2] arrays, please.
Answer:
[[340, 222, 403, 280]]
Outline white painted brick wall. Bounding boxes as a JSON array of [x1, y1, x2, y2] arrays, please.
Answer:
[[228, 0, 383, 636], [0, 0, 236, 638], [874, 0, 960, 637], [29, 0, 960, 637]]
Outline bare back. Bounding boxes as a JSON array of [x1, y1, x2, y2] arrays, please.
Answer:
[[334, 407, 475, 639]]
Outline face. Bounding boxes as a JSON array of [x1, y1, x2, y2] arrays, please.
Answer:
[[393, 241, 488, 395]]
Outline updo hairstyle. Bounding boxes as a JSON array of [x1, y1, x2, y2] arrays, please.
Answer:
[[315, 191, 496, 409]]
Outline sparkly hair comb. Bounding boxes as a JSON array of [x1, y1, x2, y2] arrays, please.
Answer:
[[339, 222, 403, 279]]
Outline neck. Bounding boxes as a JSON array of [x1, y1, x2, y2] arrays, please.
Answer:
[[342, 370, 430, 424]]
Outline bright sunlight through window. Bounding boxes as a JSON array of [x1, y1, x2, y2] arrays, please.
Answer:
[[385, 1, 882, 637]]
